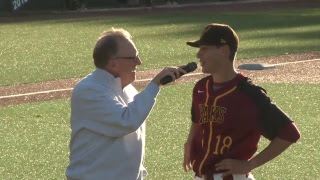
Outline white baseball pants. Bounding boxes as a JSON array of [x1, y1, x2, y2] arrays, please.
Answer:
[[194, 173, 255, 180]]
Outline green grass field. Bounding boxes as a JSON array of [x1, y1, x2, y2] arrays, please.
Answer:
[[0, 8, 320, 86], [0, 6, 319, 180], [0, 83, 319, 179]]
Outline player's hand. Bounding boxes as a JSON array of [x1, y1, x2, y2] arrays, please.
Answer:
[[215, 159, 252, 177], [183, 142, 193, 172]]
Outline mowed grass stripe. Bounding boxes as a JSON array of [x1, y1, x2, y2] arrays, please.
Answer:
[[0, 83, 319, 179], [0, 8, 319, 86]]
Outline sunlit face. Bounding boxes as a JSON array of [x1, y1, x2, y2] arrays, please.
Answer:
[[196, 45, 226, 74], [112, 39, 142, 88]]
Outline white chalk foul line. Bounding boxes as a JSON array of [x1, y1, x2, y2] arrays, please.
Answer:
[[238, 58, 320, 70], [0, 72, 205, 99], [0, 88, 74, 99], [272, 58, 320, 66]]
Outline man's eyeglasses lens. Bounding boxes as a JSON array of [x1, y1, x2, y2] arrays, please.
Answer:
[[113, 55, 139, 62]]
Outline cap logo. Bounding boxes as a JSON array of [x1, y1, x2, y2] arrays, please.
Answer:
[[221, 38, 226, 43]]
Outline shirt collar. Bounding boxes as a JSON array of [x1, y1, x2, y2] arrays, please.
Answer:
[[93, 68, 122, 91]]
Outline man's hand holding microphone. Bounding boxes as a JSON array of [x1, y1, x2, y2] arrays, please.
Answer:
[[152, 62, 198, 86]]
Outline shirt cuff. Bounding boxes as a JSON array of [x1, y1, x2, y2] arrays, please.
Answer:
[[145, 82, 160, 97]]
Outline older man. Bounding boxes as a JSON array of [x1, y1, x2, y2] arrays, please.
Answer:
[[66, 28, 186, 180]]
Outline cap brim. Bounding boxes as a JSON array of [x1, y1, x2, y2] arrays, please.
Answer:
[[186, 40, 200, 47]]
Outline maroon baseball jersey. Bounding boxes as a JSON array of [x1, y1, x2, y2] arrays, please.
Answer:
[[190, 73, 300, 177]]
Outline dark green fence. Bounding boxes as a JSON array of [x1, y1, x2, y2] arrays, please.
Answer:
[[0, 0, 234, 12], [0, 0, 65, 11]]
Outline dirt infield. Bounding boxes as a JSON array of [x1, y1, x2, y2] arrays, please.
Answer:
[[1, 0, 320, 106], [1, 51, 319, 106]]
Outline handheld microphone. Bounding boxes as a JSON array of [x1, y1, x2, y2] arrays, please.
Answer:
[[160, 62, 198, 85]]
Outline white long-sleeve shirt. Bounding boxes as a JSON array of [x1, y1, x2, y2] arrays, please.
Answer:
[[66, 68, 160, 180]]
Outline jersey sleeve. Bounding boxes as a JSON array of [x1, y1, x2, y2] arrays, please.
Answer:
[[276, 122, 300, 142], [238, 79, 300, 141]]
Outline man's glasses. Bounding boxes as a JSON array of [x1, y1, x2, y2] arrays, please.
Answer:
[[112, 55, 140, 63]]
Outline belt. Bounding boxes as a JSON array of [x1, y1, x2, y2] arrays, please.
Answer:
[[203, 174, 214, 180], [202, 173, 251, 180], [203, 174, 233, 180]]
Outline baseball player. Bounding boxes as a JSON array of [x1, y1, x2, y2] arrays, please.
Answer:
[[183, 23, 301, 180]]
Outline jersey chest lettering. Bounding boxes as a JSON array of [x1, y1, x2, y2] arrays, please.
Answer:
[[199, 104, 226, 124]]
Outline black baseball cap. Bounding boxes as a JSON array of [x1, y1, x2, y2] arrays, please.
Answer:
[[186, 23, 239, 52]]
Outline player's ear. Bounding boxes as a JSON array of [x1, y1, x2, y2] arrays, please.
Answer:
[[220, 45, 230, 58]]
